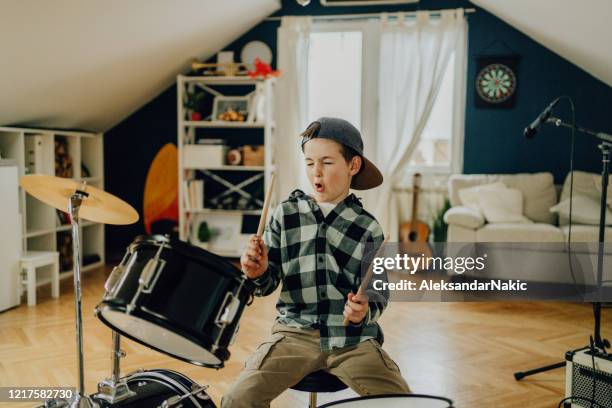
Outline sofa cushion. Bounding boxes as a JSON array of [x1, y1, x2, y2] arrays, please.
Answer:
[[458, 182, 506, 210], [476, 223, 564, 242], [449, 173, 557, 224], [560, 171, 611, 202], [560, 225, 612, 242], [559, 171, 612, 224], [444, 206, 485, 229], [447, 224, 478, 242], [477, 186, 532, 224], [551, 195, 612, 226]]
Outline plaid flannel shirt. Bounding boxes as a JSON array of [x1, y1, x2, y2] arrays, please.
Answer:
[[250, 189, 387, 351]]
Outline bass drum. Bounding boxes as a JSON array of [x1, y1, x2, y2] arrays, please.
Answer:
[[92, 369, 216, 407]]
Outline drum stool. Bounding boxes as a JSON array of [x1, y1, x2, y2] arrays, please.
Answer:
[[291, 329, 384, 407], [20, 251, 60, 306], [291, 370, 347, 408]]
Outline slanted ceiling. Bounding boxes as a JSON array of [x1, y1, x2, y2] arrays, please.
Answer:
[[0, 0, 280, 132], [471, 0, 612, 87], [0, 0, 609, 133]]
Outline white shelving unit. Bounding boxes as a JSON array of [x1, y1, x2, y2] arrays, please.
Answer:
[[177, 75, 277, 258], [0, 126, 105, 284]]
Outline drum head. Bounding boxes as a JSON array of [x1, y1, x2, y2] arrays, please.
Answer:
[[97, 305, 223, 367], [318, 394, 453, 408]]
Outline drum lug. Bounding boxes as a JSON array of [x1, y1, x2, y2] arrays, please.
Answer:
[[104, 250, 133, 296], [139, 258, 165, 293], [127, 243, 167, 313], [104, 265, 124, 296], [215, 292, 241, 327]]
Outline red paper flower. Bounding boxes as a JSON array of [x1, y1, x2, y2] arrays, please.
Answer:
[[247, 58, 281, 79]]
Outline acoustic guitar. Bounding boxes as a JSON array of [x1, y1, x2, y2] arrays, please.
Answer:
[[399, 173, 433, 260]]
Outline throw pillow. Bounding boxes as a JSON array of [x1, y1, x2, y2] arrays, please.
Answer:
[[477, 187, 532, 223], [550, 195, 612, 226]]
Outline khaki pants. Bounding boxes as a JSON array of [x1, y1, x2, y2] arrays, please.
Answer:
[[221, 322, 410, 408]]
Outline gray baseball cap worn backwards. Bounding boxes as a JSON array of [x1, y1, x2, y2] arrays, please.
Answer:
[[300, 117, 383, 190]]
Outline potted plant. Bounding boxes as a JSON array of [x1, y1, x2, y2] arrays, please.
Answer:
[[432, 198, 451, 243], [197, 221, 212, 250], [185, 91, 206, 121]]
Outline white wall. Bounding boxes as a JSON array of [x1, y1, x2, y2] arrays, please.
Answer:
[[0, 0, 280, 132]]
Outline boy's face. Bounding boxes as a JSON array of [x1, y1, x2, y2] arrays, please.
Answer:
[[303, 138, 361, 203]]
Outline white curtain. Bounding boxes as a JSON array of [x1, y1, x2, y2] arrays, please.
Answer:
[[275, 16, 312, 202], [373, 9, 467, 240]]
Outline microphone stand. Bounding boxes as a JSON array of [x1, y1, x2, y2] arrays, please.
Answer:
[[514, 116, 611, 381]]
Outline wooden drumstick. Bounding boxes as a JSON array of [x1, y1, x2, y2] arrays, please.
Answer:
[[343, 235, 389, 326], [256, 172, 276, 237]]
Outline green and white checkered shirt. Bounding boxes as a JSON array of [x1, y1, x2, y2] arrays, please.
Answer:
[[251, 189, 386, 351]]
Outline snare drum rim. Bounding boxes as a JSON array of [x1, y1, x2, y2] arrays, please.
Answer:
[[94, 303, 228, 369], [317, 394, 454, 408]]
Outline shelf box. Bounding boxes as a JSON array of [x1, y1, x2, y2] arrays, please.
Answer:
[[184, 144, 227, 168]]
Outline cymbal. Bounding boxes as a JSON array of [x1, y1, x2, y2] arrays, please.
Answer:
[[20, 175, 139, 225]]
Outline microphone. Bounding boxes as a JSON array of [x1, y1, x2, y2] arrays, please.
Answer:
[[524, 97, 561, 138]]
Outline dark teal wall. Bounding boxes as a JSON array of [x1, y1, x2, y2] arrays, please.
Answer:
[[104, 0, 612, 256]]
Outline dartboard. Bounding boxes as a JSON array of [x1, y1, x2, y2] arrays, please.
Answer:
[[475, 63, 516, 104]]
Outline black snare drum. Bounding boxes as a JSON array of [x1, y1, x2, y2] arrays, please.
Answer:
[[95, 235, 253, 368], [92, 369, 215, 407], [319, 394, 454, 408]]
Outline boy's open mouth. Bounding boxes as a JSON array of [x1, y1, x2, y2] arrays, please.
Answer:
[[315, 182, 325, 192]]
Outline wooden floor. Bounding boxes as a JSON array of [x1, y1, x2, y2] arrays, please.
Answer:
[[1, 265, 610, 408]]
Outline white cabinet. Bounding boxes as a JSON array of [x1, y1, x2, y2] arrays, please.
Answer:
[[177, 75, 277, 257], [0, 164, 21, 311], [0, 127, 105, 289]]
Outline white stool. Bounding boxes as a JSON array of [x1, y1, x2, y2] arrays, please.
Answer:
[[20, 251, 60, 306]]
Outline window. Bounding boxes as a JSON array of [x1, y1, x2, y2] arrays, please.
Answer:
[[408, 53, 456, 172], [307, 30, 363, 128], [305, 20, 463, 175]]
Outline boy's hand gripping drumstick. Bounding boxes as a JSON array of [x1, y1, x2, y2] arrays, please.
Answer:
[[343, 235, 389, 326], [243, 173, 275, 278]]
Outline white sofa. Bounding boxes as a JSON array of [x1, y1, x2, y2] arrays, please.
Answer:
[[445, 171, 612, 243], [443, 171, 612, 286]]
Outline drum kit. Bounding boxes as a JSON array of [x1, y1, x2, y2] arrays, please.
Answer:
[[21, 175, 256, 408], [20, 174, 453, 408]]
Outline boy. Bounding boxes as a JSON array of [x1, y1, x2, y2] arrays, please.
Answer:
[[222, 117, 410, 408]]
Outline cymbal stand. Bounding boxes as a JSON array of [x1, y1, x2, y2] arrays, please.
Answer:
[[43, 189, 100, 408], [65, 189, 100, 407]]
